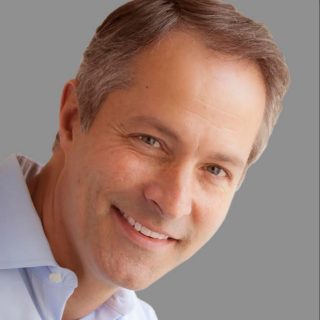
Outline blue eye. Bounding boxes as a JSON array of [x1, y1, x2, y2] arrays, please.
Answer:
[[207, 165, 227, 177], [138, 135, 161, 148]]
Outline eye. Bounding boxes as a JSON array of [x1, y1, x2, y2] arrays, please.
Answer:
[[138, 135, 161, 148], [206, 165, 227, 177]]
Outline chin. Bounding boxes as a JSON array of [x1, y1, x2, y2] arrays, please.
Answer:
[[96, 259, 160, 291], [120, 279, 151, 291], [106, 272, 154, 291], [120, 265, 164, 290], [93, 240, 178, 292]]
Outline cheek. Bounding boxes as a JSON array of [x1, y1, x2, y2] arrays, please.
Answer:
[[95, 150, 152, 188], [192, 190, 235, 247]]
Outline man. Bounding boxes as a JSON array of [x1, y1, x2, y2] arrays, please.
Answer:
[[0, 0, 289, 319]]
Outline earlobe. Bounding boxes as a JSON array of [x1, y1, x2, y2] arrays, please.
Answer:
[[58, 80, 80, 150]]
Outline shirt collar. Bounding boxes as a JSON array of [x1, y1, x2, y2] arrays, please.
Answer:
[[0, 154, 58, 269], [102, 288, 139, 316]]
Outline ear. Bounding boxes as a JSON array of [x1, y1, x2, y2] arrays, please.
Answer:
[[58, 79, 80, 152]]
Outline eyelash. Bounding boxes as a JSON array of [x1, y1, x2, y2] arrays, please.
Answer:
[[137, 134, 161, 148], [205, 165, 228, 178], [134, 134, 230, 179]]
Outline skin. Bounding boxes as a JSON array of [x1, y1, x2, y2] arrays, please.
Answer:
[[28, 31, 266, 319]]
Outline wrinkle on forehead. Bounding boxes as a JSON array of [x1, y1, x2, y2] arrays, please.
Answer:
[[118, 30, 265, 161], [182, 104, 237, 135]]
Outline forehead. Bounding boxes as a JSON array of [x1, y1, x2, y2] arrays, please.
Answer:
[[126, 33, 264, 122], [129, 30, 265, 114], [99, 31, 266, 166]]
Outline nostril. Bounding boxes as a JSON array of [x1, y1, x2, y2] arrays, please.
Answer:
[[143, 176, 192, 219], [150, 199, 163, 214]]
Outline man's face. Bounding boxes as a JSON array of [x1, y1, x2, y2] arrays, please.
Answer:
[[57, 31, 266, 291]]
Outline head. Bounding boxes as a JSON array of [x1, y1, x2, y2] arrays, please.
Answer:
[[69, 0, 289, 166], [50, 0, 289, 291]]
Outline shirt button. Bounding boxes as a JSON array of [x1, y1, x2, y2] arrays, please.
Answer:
[[49, 272, 63, 283]]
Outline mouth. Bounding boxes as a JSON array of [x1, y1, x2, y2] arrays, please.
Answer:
[[111, 205, 176, 249]]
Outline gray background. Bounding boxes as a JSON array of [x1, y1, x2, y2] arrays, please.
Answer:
[[0, 1, 318, 319]]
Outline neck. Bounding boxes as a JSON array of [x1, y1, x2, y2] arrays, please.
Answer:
[[27, 151, 118, 319]]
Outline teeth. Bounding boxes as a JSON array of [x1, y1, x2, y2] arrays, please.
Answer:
[[120, 210, 168, 240], [134, 222, 142, 232], [128, 217, 135, 226], [140, 226, 151, 237]]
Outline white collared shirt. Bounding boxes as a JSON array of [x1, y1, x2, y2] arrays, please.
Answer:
[[0, 155, 157, 320]]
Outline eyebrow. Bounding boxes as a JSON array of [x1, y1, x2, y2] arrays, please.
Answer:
[[127, 115, 246, 169], [208, 152, 246, 170], [127, 115, 180, 142]]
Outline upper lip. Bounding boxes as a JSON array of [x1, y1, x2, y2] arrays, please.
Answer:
[[114, 205, 179, 240]]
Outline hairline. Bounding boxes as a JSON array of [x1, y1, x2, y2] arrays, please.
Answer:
[[80, 26, 268, 167]]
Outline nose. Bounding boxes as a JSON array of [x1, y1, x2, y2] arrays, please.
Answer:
[[143, 163, 193, 220]]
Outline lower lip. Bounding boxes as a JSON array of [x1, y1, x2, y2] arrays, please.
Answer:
[[112, 206, 175, 251]]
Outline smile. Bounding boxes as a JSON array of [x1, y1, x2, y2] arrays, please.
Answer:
[[120, 210, 169, 240]]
